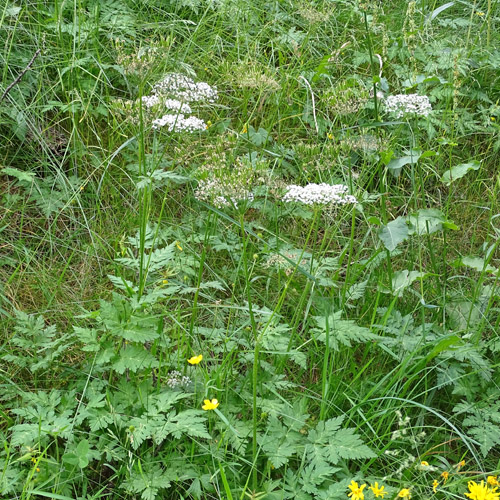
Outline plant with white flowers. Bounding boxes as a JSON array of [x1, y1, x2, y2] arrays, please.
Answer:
[[383, 94, 432, 119], [282, 183, 356, 205]]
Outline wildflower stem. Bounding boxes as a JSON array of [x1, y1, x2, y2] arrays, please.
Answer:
[[363, 11, 379, 121]]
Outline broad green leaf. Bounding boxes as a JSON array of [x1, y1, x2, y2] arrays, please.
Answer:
[[112, 345, 158, 374], [459, 256, 499, 275], [386, 152, 421, 177], [378, 217, 408, 251], [407, 208, 446, 235], [441, 161, 480, 185], [381, 270, 426, 298]]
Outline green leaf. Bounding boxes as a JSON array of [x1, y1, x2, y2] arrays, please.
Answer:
[[378, 217, 409, 251], [112, 345, 159, 374], [381, 270, 426, 298], [386, 152, 421, 177], [407, 208, 448, 235], [458, 256, 499, 276], [62, 439, 90, 468], [441, 161, 480, 185], [1, 167, 36, 182]]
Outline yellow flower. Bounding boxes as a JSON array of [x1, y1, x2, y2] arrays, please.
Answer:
[[476, 11, 485, 16], [441, 471, 449, 483], [175, 241, 183, 251], [398, 489, 411, 498], [421, 461, 430, 467], [368, 482, 387, 498], [188, 354, 203, 365], [465, 480, 500, 500], [458, 460, 466, 468], [348, 480, 366, 500], [327, 133, 334, 140], [241, 125, 248, 134], [491, 117, 496, 121], [488, 477, 500, 487], [202, 398, 219, 410], [433, 480, 439, 493]]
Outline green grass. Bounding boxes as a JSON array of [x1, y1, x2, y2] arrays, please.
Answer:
[[1, 0, 500, 499]]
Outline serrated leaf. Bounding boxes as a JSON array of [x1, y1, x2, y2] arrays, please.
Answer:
[[112, 345, 158, 374], [1, 167, 36, 182], [378, 217, 408, 251], [441, 161, 480, 185]]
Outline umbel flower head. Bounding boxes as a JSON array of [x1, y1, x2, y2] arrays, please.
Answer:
[[282, 183, 356, 206], [202, 399, 219, 411], [348, 480, 366, 500], [383, 94, 432, 119], [465, 480, 500, 500]]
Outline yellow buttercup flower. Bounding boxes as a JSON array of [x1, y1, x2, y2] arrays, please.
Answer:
[[202, 398, 219, 410], [188, 354, 203, 365], [441, 471, 449, 483], [398, 489, 411, 498], [368, 482, 387, 498], [421, 461, 429, 467], [433, 480, 439, 493], [465, 480, 499, 500], [488, 477, 500, 487], [458, 460, 466, 468], [348, 480, 366, 500]]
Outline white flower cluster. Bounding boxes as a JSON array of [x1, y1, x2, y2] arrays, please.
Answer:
[[142, 72, 217, 132], [282, 183, 356, 205], [383, 94, 432, 118], [195, 178, 254, 208], [166, 370, 191, 389], [153, 73, 218, 103], [152, 113, 206, 132], [142, 95, 192, 114]]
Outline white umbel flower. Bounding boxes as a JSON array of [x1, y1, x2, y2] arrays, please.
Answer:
[[153, 73, 218, 103], [282, 183, 356, 205], [383, 94, 432, 118], [152, 113, 206, 132], [142, 95, 192, 114]]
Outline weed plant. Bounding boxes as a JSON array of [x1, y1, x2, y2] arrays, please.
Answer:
[[1, 0, 500, 499]]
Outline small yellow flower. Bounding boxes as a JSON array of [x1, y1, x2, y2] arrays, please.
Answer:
[[432, 480, 439, 493], [441, 471, 449, 483], [162, 279, 168, 284], [36, 467, 40, 472], [476, 11, 485, 16], [368, 482, 387, 498], [488, 477, 500, 487], [188, 354, 203, 365], [421, 461, 430, 467], [241, 125, 248, 134], [202, 398, 219, 410], [465, 480, 499, 500], [327, 133, 334, 139], [398, 489, 411, 499], [348, 480, 366, 500], [491, 117, 496, 121], [175, 241, 183, 251], [458, 460, 466, 468]]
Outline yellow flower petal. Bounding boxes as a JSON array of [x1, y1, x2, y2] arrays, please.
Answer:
[[188, 354, 203, 365], [202, 398, 219, 410]]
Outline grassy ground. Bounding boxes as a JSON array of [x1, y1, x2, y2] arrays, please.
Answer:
[[1, 0, 500, 499]]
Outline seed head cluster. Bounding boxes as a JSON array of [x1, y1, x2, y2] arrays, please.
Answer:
[[282, 183, 357, 205], [383, 94, 432, 118]]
